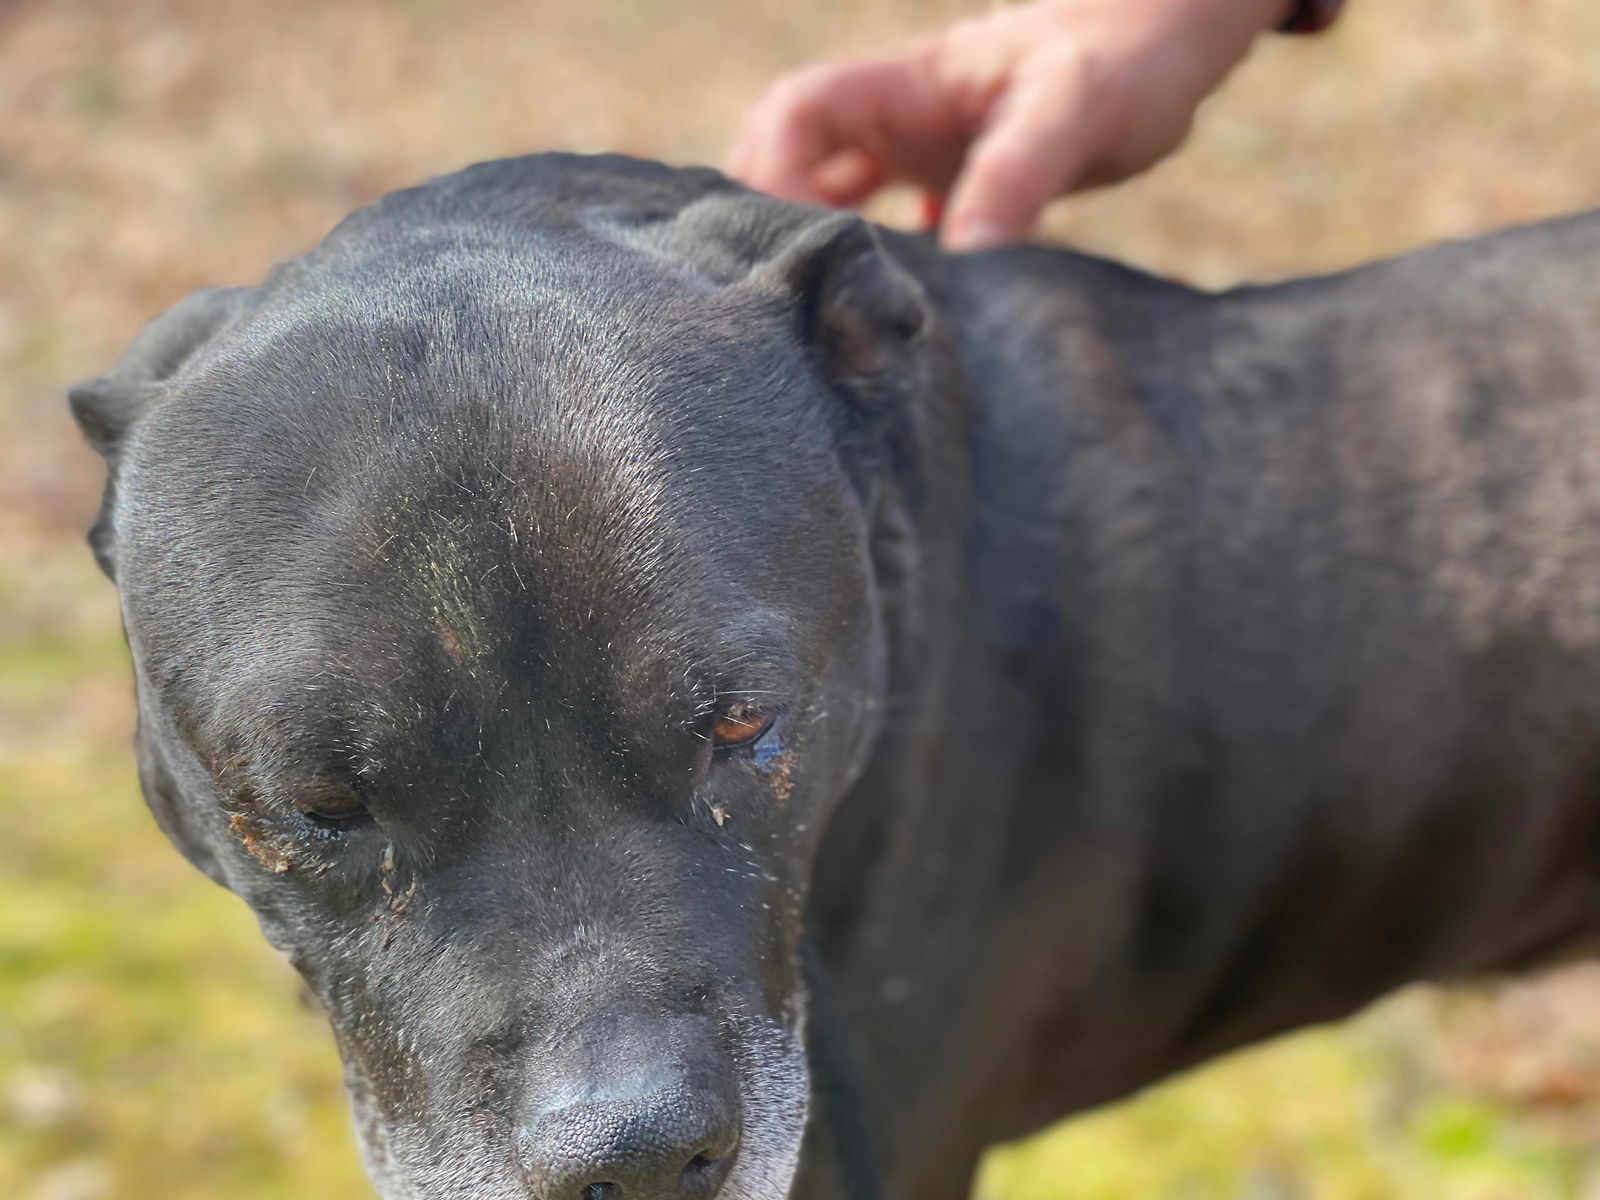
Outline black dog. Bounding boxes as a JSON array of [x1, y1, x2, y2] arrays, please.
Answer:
[[71, 154, 1600, 1200]]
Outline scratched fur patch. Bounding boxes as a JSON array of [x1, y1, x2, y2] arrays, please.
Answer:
[[228, 811, 293, 873]]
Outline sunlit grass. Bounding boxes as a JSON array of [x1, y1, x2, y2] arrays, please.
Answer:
[[978, 1031, 1581, 1200], [0, 574, 371, 1199]]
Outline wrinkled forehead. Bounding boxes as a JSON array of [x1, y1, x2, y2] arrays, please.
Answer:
[[115, 269, 867, 742]]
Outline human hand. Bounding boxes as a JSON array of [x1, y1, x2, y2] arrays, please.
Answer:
[[728, 0, 1290, 250]]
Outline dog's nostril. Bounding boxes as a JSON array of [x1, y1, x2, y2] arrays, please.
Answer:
[[678, 1146, 735, 1197], [681, 1152, 719, 1182]]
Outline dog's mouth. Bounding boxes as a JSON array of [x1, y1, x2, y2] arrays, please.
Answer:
[[712, 1013, 810, 1200], [344, 1006, 810, 1200]]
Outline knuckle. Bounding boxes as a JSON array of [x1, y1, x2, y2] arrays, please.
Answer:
[[913, 18, 995, 83], [1029, 39, 1111, 92], [770, 63, 836, 106]]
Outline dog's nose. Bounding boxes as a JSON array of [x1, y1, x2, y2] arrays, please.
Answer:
[[520, 1083, 737, 1200], [518, 1014, 739, 1200]]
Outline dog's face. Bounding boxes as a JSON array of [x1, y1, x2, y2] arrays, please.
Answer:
[[69, 161, 932, 1200]]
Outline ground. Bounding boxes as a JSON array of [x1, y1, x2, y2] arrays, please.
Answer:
[[6, 1, 1600, 1197]]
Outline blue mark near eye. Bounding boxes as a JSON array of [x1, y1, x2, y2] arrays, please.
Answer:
[[751, 730, 785, 768]]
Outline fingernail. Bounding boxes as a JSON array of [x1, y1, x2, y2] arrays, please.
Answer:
[[943, 218, 1010, 252]]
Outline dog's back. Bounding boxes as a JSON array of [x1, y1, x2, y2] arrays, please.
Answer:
[[861, 212, 1600, 1159]]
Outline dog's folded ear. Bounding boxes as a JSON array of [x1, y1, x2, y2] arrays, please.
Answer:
[[763, 213, 929, 379], [69, 285, 255, 462], [752, 213, 931, 416], [605, 193, 931, 410], [69, 285, 256, 577], [68, 377, 159, 462]]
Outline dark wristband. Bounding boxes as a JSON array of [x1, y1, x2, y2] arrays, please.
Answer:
[[1280, 0, 1344, 33]]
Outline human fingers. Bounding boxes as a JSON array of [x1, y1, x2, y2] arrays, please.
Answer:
[[727, 55, 951, 206], [939, 53, 1108, 251]]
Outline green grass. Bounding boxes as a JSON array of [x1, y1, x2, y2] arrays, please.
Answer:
[[977, 1034, 1581, 1200], [0, 555, 370, 1199]]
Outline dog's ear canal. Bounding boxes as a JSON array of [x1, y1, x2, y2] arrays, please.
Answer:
[[68, 286, 256, 578], [759, 214, 930, 404]]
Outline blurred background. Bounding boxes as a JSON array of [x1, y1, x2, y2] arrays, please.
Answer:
[[6, 1, 1600, 1197]]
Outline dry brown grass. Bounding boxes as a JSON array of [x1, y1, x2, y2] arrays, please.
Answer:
[[7, 2, 1600, 1197]]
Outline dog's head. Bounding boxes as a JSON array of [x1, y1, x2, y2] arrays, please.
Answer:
[[69, 155, 940, 1200]]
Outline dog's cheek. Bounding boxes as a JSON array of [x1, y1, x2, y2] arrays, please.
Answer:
[[131, 730, 228, 888], [810, 625, 893, 819]]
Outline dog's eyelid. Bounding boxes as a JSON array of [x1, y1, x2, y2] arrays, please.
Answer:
[[708, 699, 783, 752], [289, 779, 370, 824]]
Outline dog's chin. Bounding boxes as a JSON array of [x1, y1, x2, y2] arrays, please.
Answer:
[[344, 1011, 811, 1200]]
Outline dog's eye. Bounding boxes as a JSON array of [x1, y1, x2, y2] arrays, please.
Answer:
[[294, 782, 369, 827], [710, 702, 774, 751]]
